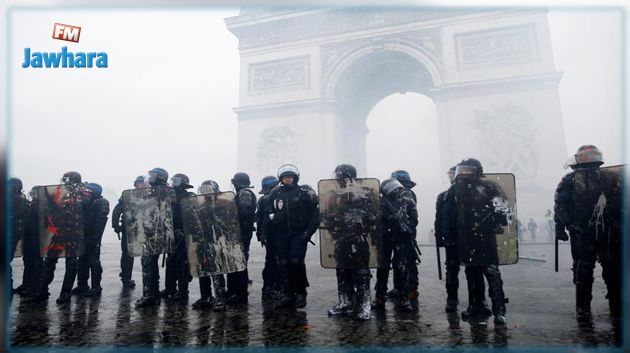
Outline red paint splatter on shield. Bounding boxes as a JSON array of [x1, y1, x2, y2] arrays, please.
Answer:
[[53, 186, 63, 205]]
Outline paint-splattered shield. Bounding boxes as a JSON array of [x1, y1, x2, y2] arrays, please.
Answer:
[[182, 191, 246, 277], [455, 173, 518, 266], [122, 186, 175, 257], [318, 178, 381, 269], [37, 184, 85, 258], [580, 165, 625, 261]]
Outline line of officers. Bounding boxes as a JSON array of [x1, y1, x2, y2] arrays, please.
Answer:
[[8, 144, 622, 326]]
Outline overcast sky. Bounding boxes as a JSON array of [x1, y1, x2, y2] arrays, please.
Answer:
[[7, 8, 623, 241]]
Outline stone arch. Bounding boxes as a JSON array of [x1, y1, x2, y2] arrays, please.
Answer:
[[323, 41, 444, 101]]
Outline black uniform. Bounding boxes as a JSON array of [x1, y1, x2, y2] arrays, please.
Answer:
[[258, 191, 281, 298], [435, 189, 461, 310], [264, 183, 319, 307], [554, 165, 623, 319], [112, 200, 134, 286], [225, 187, 256, 303], [400, 187, 419, 298], [19, 197, 42, 296], [10, 188, 29, 293], [442, 175, 507, 320], [377, 189, 419, 311], [163, 187, 195, 299], [76, 194, 109, 294]]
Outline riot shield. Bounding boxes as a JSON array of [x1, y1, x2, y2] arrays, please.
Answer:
[[37, 184, 85, 258], [182, 191, 246, 277], [592, 165, 624, 261], [455, 173, 518, 266], [318, 178, 381, 269], [122, 186, 175, 257]]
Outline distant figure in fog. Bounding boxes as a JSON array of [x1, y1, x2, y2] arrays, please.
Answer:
[[544, 209, 554, 241], [527, 219, 537, 242]]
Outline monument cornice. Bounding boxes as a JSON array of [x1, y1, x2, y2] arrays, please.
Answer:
[[226, 8, 548, 51], [429, 72, 562, 101], [233, 99, 345, 121]]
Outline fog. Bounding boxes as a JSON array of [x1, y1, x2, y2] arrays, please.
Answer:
[[7, 8, 623, 243]]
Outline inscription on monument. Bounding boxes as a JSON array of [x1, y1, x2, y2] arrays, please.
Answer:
[[249, 56, 310, 93], [456, 25, 538, 69]]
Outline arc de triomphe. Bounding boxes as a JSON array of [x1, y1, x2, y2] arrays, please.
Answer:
[[226, 8, 567, 219]]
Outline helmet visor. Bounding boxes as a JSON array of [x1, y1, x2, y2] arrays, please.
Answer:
[[455, 165, 478, 177], [171, 176, 183, 187]]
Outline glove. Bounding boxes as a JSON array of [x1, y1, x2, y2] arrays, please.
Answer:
[[259, 233, 267, 248], [556, 228, 569, 241], [301, 231, 312, 243]]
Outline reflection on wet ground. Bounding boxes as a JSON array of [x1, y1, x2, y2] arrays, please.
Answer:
[[10, 242, 622, 348]]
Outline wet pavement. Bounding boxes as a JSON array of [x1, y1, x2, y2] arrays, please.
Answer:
[[9, 242, 622, 348]]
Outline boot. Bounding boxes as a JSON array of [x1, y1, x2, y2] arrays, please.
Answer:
[[84, 287, 102, 297], [398, 299, 413, 312], [275, 294, 296, 309], [493, 305, 507, 325], [160, 289, 176, 299], [461, 303, 492, 320], [212, 297, 226, 312], [56, 291, 71, 304], [371, 295, 386, 309], [122, 280, 136, 289], [355, 270, 371, 320], [192, 297, 213, 310], [212, 274, 227, 312], [71, 285, 89, 296], [328, 292, 351, 316], [167, 290, 188, 302], [576, 285, 593, 323], [445, 299, 458, 313], [135, 296, 159, 308]]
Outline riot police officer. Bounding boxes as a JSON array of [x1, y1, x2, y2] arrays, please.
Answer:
[[257, 176, 281, 300], [265, 164, 319, 309], [555, 145, 623, 322], [9, 178, 29, 295], [162, 173, 195, 301], [136, 167, 174, 308], [442, 159, 508, 324], [16, 186, 43, 297], [30, 171, 90, 304], [226, 172, 257, 304], [192, 180, 227, 312], [375, 178, 419, 312], [75, 183, 110, 297], [435, 166, 463, 312], [327, 164, 372, 320], [390, 170, 420, 301], [112, 176, 148, 289]]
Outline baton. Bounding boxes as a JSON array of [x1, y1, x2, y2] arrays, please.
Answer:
[[519, 255, 546, 262], [436, 244, 443, 280], [554, 232, 559, 272], [115, 230, 121, 241], [309, 240, 315, 246]]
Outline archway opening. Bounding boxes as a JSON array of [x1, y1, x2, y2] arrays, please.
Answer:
[[366, 92, 442, 243], [332, 49, 444, 242]]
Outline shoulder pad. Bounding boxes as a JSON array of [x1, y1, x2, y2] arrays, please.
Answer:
[[238, 189, 256, 202], [301, 185, 318, 201]]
